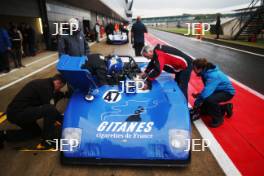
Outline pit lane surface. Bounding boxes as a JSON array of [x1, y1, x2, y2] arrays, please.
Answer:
[[149, 29, 264, 94], [0, 40, 224, 176]]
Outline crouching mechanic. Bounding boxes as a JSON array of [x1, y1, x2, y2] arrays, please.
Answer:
[[0, 74, 66, 149], [191, 58, 235, 127], [141, 45, 192, 100]]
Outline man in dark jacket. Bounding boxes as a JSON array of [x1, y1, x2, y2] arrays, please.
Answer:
[[131, 16, 148, 56], [0, 27, 12, 73], [9, 25, 24, 68], [26, 24, 36, 56], [105, 22, 115, 36], [0, 74, 66, 149], [215, 14, 221, 39], [58, 18, 90, 57]]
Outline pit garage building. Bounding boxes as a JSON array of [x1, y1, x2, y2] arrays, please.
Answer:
[[0, 0, 133, 50]]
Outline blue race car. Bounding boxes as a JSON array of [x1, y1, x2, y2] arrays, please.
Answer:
[[57, 55, 191, 166]]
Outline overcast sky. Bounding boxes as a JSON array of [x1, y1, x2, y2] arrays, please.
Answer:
[[133, 0, 253, 17]]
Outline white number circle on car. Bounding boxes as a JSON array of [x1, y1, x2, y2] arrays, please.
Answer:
[[103, 90, 122, 103]]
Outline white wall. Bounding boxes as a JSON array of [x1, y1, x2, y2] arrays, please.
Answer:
[[100, 0, 128, 20]]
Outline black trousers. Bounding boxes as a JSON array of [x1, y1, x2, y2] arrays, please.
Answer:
[[6, 104, 62, 142], [175, 65, 192, 100], [0, 51, 10, 72], [134, 42, 144, 56], [11, 48, 22, 67], [201, 91, 233, 118], [28, 41, 36, 56]]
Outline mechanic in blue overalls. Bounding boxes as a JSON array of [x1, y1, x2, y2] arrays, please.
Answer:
[[191, 58, 235, 127], [140, 45, 192, 100]]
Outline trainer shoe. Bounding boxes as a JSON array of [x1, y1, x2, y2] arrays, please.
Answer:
[[35, 140, 57, 151], [210, 116, 224, 128]]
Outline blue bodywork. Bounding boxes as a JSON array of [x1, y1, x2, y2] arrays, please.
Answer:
[[57, 55, 191, 166]]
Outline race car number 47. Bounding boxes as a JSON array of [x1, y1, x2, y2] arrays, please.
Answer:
[[103, 90, 122, 103]]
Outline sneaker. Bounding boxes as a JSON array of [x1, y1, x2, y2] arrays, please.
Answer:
[[35, 140, 57, 151], [210, 116, 224, 128], [226, 103, 233, 118]]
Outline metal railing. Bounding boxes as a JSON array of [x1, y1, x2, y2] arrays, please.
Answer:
[[231, 0, 263, 39]]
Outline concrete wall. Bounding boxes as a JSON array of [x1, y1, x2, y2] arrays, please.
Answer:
[[46, 0, 92, 34], [100, 0, 127, 20], [222, 18, 239, 39]]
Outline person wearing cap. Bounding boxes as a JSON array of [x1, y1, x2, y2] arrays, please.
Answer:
[[131, 16, 148, 56], [140, 45, 190, 98], [58, 18, 90, 57], [0, 74, 66, 149]]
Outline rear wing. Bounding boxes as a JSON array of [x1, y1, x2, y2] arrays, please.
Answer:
[[57, 55, 97, 92]]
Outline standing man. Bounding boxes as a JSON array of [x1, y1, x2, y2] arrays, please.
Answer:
[[105, 21, 114, 36], [0, 74, 66, 149], [58, 18, 90, 57], [26, 24, 36, 56], [0, 27, 12, 73], [10, 25, 24, 68], [215, 14, 221, 39], [94, 21, 100, 43], [131, 16, 148, 56]]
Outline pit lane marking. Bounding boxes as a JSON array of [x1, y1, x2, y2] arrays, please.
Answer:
[[153, 29, 264, 57], [0, 112, 7, 124], [0, 39, 105, 92], [0, 53, 57, 78]]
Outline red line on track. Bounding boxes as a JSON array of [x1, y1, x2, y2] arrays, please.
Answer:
[[145, 33, 264, 175]]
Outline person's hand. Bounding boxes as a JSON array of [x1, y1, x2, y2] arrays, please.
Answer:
[[139, 72, 147, 79], [192, 93, 200, 98]]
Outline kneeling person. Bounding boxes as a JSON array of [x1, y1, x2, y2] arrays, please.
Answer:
[[0, 74, 66, 149], [192, 58, 235, 127]]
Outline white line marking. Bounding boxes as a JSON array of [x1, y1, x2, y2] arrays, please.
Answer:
[[26, 53, 58, 67], [229, 77, 264, 100], [0, 53, 57, 78], [148, 33, 242, 176], [194, 119, 242, 176], [155, 29, 264, 57], [0, 69, 19, 78], [202, 40, 264, 57], [0, 60, 58, 92]]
